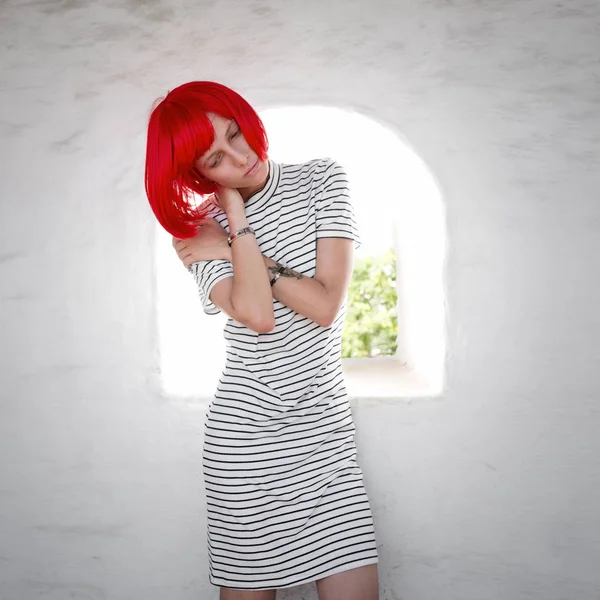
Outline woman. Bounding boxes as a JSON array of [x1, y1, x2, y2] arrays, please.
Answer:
[[145, 81, 379, 600]]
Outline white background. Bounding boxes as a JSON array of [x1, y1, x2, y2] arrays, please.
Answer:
[[1, 1, 599, 598]]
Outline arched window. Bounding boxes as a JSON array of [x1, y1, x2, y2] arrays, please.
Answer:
[[155, 107, 446, 400]]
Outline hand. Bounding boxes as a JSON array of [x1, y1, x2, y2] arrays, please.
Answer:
[[172, 218, 231, 268], [214, 185, 245, 215]]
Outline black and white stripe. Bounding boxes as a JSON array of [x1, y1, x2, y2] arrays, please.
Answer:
[[189, 158, 378, 590]]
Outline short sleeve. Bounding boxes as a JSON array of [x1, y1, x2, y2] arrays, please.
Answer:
[[188, 259, 233, 315], [315, 159, 361, 249]]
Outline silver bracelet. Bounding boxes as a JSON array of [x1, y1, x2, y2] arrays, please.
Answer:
[[227, 226, 255, 246]]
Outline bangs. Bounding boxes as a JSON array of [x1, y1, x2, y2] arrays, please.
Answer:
[[165, 100, 222, 172]]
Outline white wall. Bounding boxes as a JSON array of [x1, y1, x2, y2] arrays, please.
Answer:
[[1, 1, 599, 598]]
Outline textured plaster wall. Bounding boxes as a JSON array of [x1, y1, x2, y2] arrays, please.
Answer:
[[1, 0, 599, 599]]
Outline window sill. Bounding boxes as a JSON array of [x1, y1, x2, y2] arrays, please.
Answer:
[[342, 356, 442, 402]]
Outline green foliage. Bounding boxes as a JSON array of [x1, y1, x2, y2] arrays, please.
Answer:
[[342, 248, 398, 358]]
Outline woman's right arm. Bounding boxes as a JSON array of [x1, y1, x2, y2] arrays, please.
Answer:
[[209, 194, 275, 334]]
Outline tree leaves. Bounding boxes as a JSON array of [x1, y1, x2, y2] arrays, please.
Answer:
[[342, 249, 398, 358]]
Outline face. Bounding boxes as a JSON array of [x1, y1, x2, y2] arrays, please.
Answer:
[[195, 112, 269, 197]]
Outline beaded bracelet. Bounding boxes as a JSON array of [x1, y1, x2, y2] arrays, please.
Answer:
[[269, 264, 286, 286]]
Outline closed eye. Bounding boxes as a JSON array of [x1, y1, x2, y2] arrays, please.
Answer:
[[207, 125, 240, 168]]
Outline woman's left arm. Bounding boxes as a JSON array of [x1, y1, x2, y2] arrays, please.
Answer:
[[261, 237, 354, 328]]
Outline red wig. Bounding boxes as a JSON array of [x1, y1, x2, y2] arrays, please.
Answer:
[[144, 81, 269, 239]]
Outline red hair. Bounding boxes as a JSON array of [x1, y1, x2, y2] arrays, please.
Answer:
[[144, 81, 269, 239]]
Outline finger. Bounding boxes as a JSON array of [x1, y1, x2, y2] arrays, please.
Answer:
[[174, 243, 188, 257]]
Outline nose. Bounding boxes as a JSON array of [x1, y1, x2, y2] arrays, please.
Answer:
[[231, 150, 248, 167]]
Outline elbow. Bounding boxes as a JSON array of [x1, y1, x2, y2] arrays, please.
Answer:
[[315, 307, 339, 328], [247, 317, 276, 334], [236, 309, 275, 333], [232, 298, 275, 333], [316, 317, 335, 328]]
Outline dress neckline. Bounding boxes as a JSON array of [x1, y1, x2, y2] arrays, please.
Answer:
[[244, 159, 280, 210]]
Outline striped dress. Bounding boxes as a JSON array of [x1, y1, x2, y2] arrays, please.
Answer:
[[189, 157, 378, 590]]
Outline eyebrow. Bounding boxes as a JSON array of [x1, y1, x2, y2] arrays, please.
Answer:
[[203, 120, 236, 165]]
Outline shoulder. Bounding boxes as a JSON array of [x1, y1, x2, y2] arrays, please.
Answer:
[[196, 195, 226, 222], [279, 157, 344, 186], [197, 194, 220, 213]]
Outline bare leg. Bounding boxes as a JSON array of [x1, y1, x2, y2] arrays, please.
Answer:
[[219, 587, 277, 600], [316, 564, 379, 600]]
